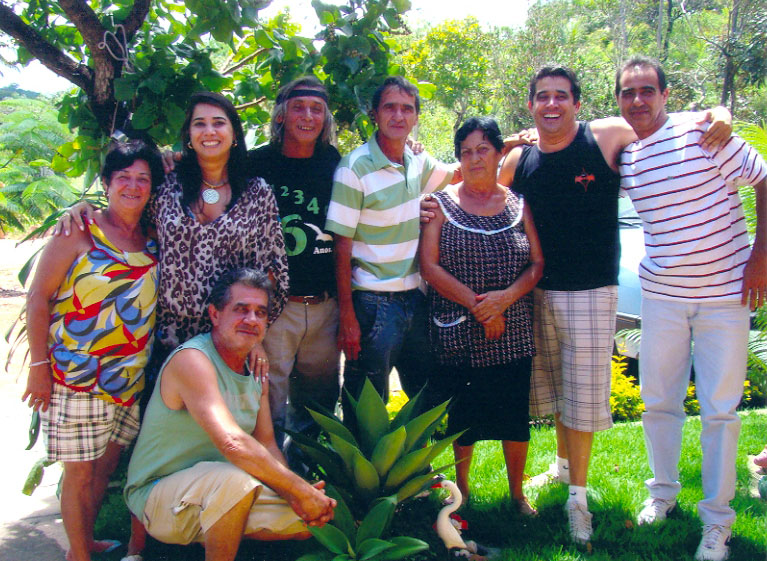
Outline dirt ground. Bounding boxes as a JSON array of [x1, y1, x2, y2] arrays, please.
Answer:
[[0, 236, 68, 561]]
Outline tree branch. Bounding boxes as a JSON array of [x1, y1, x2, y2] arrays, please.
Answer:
[[0, 2, 93, 92], [223, 47, 269, 75], [235, 97, 267, 110], [122, 0, 152, 41], [58, 0, 106, 53]]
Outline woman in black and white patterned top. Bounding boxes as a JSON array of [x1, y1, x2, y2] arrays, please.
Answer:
[[420, 117, 543, 514]]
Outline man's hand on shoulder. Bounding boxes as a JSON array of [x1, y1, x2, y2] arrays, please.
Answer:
[[502, 128, 537, 155], [420, 193, 439, 224], [697, 106, 732, 152]]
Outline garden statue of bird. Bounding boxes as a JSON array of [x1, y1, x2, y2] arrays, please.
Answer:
[[432, 478, 468, 550], [432, 476, 498, 560]]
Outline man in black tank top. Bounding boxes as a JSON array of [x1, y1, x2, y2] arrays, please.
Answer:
[[497, 65, 730, 546]]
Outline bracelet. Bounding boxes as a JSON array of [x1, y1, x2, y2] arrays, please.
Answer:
[[29, 360, 50, 368]]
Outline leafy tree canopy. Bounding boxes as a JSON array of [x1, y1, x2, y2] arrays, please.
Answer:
[[0, 97, 76, 233], [0, 0, 414, 189]]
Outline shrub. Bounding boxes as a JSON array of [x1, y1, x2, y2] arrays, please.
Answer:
[[610, 355, 644, 422]]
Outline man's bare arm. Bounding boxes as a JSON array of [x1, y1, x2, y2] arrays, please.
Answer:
[[498, 146, 525, 188], [162, 350, 335, 525], [742, 177, 767, 310], [334, 235, 361, 360]]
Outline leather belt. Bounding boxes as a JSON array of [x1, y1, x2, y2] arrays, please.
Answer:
[[288, 292, 330, 305]]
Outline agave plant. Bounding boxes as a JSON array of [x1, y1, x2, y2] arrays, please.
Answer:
[[289, 378, 461, 561], [297, 492, 429, 561]]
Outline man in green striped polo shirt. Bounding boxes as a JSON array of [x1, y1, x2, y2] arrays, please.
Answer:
[[325, 76, 457, 407]]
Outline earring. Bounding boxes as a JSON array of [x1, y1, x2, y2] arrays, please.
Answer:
[[187, 141, 193, 149], [232, 140, 238, 147]]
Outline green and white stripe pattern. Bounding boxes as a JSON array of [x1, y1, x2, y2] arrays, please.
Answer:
[[326, 134, 452, 291]]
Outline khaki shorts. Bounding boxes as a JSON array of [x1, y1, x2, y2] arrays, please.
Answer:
[[529, 286, 617, 432], [142, 461, 306, 545], [44, 382, 139, 462]]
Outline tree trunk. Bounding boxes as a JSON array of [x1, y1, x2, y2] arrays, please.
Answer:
[[720, 0, 741, 113], [0, 0, 151, 137]]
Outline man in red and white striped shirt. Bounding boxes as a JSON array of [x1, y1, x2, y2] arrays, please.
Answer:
[[617, 56, 767, 561]]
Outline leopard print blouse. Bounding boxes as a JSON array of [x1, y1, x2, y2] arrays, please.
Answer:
[[149, 172, 288, 348]]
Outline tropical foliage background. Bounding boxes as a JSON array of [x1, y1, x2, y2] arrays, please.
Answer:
[[1, 0, 766, 230]]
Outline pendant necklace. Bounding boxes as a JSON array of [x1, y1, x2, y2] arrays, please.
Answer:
[[201, 178, 227, 204]]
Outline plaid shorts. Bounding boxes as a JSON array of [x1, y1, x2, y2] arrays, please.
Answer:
[[529, 286, 617, 432], [44, 382, 140, 462]]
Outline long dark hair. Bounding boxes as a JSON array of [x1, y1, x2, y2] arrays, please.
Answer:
[[177, 92, 249, 211]]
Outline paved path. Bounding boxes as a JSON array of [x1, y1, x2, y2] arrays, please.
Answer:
[[0, 238, 68, 561]]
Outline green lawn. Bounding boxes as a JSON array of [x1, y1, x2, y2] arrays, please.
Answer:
[[95, 409, 766, 561]]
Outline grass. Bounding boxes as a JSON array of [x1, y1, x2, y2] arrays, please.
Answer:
[[93, 409, 767, 561]]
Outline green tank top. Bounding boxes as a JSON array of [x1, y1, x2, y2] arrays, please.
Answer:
[[124, 333, 262, 517]]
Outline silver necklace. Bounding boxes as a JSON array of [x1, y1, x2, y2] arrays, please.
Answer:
[[201, 178, 227, 204]]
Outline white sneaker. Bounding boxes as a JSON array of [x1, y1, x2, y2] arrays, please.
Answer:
[[695, 524, 731, 561], [528, 462, 570, 487], [637, 497, 676, 525], [566, 500, 593, 544]]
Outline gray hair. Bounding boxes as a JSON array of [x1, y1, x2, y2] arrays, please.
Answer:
[[208, 268, 272, 315], [270, 76, 336, 147]]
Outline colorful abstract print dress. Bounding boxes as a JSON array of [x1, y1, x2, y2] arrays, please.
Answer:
[[48, 223, 158, 406]]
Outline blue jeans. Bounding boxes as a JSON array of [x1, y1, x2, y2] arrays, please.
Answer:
[[343, 290, 435, 406]]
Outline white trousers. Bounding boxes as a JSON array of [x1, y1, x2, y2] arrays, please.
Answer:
[[639, 297, 749, 526]]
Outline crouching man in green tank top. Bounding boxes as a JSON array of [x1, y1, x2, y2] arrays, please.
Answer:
[[124, 268, 335, 561]]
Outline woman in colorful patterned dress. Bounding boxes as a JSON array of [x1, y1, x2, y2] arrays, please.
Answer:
[[22, 140, 163, 561], [420, 117, 544, 514]]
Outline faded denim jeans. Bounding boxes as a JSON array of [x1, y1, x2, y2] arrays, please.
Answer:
[[343, 289, 436, 408]]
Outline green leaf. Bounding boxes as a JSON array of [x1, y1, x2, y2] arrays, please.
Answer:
[[355, 378, 390, 456], [324, 485, 356, 543], [402, 400, 449, 453], [141, 73, 167, 94], [18, 245, 44, 286], [370, 425, 406, 479], [200, 73, 232, 92], [295, 552, 332, 561], [416, 81, 437, 100], [289, 431, 348, 484], [308, 409, 358, 446], [390, 0, 412, 12], [356, 495, 396, 547], [309, 524, 351, 555], [374, 536, 429, 561], [352, 449, 380, 500], [394, 470, 436, 503], [389, 386, 424, 430], [383, 446, 431, 491], [425, 430, 466, 464], [254, 28, 275, 49], [357, 538, 395, 560], [330, 432, 360, 476], [131, 103, 158, 130]]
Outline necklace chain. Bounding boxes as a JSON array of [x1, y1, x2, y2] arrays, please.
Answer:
[[201, 177, 228, 189]]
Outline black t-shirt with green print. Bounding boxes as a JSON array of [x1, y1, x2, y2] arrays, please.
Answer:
[[248, 143, 341, 296]]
